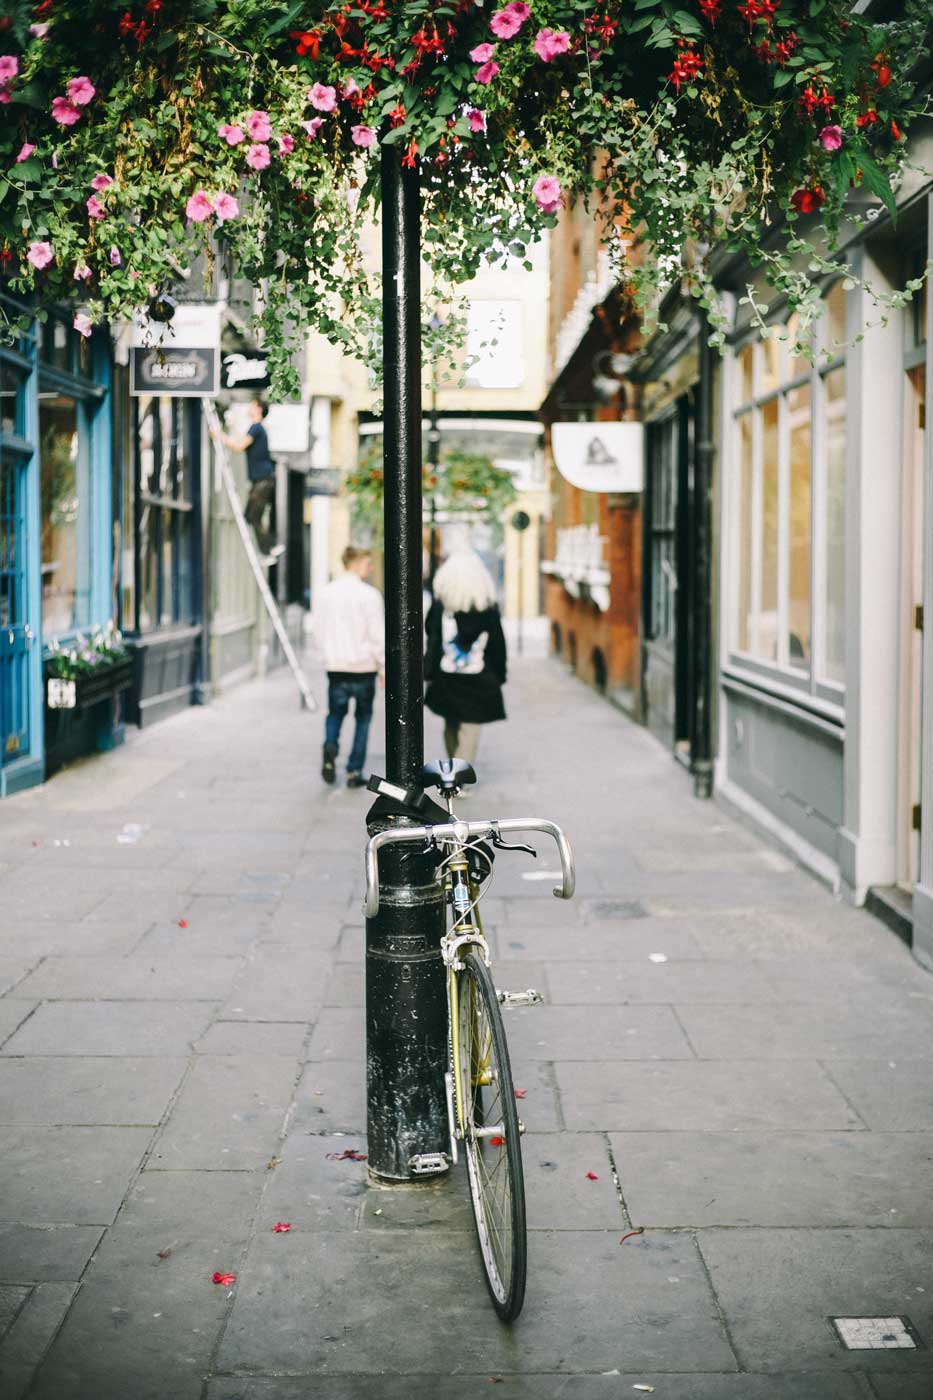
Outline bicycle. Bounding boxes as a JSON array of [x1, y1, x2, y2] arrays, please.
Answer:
[[363, 757, 575, 1322]]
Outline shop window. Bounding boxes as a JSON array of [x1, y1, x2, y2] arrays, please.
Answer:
[[648, 413, 677, 645], [731, 285, 846, 693], [40, 393, 91, 638], [136, 396, 198, 631]]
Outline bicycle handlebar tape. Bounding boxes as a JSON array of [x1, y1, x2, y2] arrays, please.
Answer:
[[365, 811, 449, 1180]]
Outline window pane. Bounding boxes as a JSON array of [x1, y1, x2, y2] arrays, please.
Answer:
[[823, 281, 846, 359], [736, 413, 753, 651], [785, 312, 811, 380], [823, 366, 846, 683], [138, 500, 158, 631], [40, 395, 87, 638], [1, 358, 26, 437], [788, 382, 811, 669], [760, 399, 779, 661], [759, 337, 781, 396], [739, 344, 753, 402]]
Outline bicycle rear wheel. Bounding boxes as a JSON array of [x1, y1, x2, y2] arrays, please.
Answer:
[[455, 948, 527, 1321]]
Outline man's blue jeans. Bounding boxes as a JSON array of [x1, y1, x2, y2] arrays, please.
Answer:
[[325, 672, 376, 774]]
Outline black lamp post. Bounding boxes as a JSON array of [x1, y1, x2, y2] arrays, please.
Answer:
[[364, 147, 449, 1182], [426, 310, 443, 594]]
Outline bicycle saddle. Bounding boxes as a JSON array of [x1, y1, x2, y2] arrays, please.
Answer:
[[421, 757, 477, 794]]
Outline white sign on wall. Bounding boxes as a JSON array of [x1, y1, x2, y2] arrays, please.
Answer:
[[131, 303, 222, 349], [551, 421, 644, 494]]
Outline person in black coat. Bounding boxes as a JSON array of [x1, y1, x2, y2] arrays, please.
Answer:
[[424, 549, 507, 765]]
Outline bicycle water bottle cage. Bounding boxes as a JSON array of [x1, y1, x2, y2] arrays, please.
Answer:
[[421, 757, 477, 795]]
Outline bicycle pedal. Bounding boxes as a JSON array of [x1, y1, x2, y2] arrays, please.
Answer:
[[408, 1152, 451, 1176], [518, 1119, 526, 1135], [497, 988, 542, 1007]]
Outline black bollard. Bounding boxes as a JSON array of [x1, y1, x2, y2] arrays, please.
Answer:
[[365, 146, 449, 1181]]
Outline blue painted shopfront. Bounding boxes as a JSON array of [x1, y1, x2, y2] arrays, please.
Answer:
[[0, 297, 113, 795]]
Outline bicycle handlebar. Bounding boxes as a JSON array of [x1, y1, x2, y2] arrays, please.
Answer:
[[363, 817, 575, 919]]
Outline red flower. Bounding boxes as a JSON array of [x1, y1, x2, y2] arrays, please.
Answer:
[[212, 1272, 236, 1286], [118, 10, 135, 37], [401, 137, 418, 168], [790, 185, 826, 214], [586, 1171, 599, 1180], [855, 109, 878, 128], [272, 1221, 292, 1233], [699, 0, 721, 22], [891, 119, 903, 141], [389, 103, 406, 128], [134, 19, 150, 42], [290, 30, 320, 59], [872, 53, 892, 88], [668, 43, 703, 92], [178, 918, 188, 928]]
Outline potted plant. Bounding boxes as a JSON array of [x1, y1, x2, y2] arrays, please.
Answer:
[[43, 622, 134, 775]]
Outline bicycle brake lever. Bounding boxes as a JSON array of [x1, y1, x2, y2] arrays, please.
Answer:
[[491, 836, 537, 858]]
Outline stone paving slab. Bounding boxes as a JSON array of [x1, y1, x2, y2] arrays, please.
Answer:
[[554, 1060, 864, 1132], [217, 1229, 736, 1375], [0, 1282, 79, 1400], [611, 1131, 933, 1226], [2, 1000, 215, 1056], [0, 1001, 38, 1047], [0, 1126, 153, 1224], [13, 955, 244, 1002], [495, 918, 708, 962], [676, 1001, 933, 1060], [194, 1021, 309, 1057], [288, 1061, 364, 1135], [0, 1056, 187, 1125], [205, 1375, 875, 1400], [0, 1225, 103, 1283], [118, 1169, 267, 1233], [0, 921, 149, 959], [823, 1059, 933, 1130], [506, 1004, 695, 1061], [697, 1228, 933, 1372], [545, 958, 778, 1005], [148, 1056, 300, 1171]]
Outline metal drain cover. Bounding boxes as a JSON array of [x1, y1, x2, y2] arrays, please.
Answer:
[[832, 1317, 917, 1350]]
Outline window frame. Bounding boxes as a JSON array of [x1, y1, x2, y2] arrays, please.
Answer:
[[727, 288, 847, 712]]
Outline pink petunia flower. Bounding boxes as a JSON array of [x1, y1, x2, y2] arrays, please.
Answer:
[[86, 195, 105, 220], [74, 263, 92, 282], [491, 9, 524, 38], [247, 110, 272, 141], [212, 192, 239, 222], [0, 56, 18, 83], [218, 123, 245, 146], [467, 108, 486, 133], [532, 173, 562, 213], [533, 28, 571, 61], [67, 76, 96, 106], [185, 189, 214, 222], [506, 2, 531, 18], [246, 143, 271, 170], [90, 173, 113, 191], [818, 124, 843, 151], [277, 133, 295, 155], [342, 78, 360, 98], [0, 90, 10, 105], [29, 22, 50, 38], [308, 82, 337, 112], [26, 240, 53, 270], [475, 60, 500, 84], [51, 96, 82, 126], [302, 117, 324, 139], [73, 313, 93, 337], [109, 245, 121, 266], [351, 124, 376, 148], [469, 43, 496, 63], [16, 143, 36, 163]]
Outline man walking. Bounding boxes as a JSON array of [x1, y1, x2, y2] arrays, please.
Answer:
[[213, 397, 284, 564], [313, 546, 385, 788]]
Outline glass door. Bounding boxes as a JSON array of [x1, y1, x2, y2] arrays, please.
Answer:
[[0, 446, 33, 764]]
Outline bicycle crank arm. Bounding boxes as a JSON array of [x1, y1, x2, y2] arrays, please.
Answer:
[[444, 1071, 459, 1165]]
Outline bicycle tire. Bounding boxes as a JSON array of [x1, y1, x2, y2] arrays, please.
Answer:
[[455, 948, 527, 1321]]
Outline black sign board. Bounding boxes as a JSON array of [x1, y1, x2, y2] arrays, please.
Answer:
[[221, 350, 271, 392], [131, 346, 218, 396]]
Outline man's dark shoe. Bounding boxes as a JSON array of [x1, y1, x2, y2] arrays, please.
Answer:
[[322, 743, 337, 784], [346, 772, 367, 789]]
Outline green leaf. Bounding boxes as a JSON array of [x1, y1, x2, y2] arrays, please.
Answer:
[[855, 150, 897, 222]]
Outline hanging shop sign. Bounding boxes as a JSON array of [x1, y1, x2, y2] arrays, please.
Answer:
[[221, 349, 271, 391], [131, 302, 221, 397], [131, 345, 218, 396], [550, 421, 644, 494]]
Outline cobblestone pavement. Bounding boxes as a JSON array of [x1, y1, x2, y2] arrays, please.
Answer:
[[1, 653, 932, 1399]]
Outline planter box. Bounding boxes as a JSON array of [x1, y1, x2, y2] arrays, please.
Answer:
[[43, 657, 134, 777]]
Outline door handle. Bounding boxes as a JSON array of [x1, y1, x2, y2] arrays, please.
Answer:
[[24, 625, 33, 644]]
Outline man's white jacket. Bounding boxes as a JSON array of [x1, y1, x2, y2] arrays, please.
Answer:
[[312, 572, 385, 674]]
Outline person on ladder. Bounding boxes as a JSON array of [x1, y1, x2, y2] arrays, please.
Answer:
[[212, 397, 284, 565]]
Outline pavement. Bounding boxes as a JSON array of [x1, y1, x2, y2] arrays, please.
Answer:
[[1, 650, 933, 1400]]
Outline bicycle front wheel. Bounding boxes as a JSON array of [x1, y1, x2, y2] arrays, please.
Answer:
[[455, 948, 527, 1321]]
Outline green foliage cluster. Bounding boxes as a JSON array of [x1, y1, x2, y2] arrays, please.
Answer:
[[0, 0, 929, 391]]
